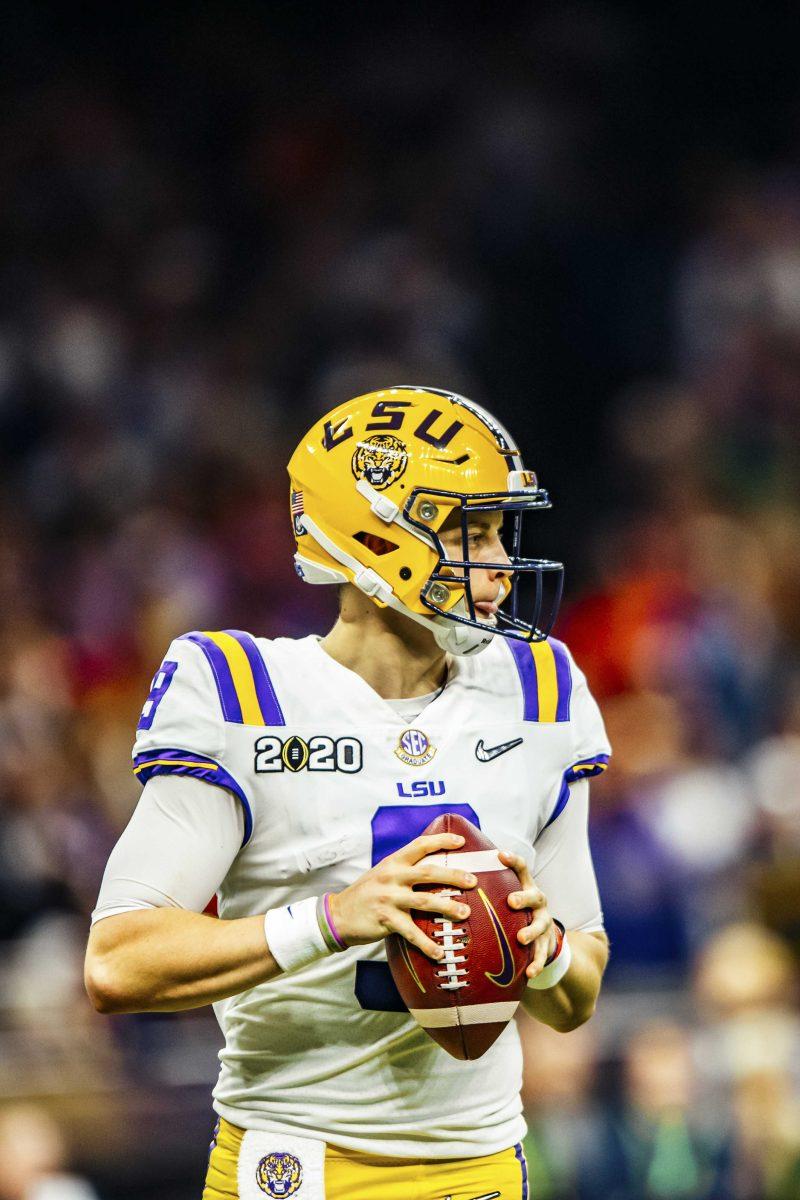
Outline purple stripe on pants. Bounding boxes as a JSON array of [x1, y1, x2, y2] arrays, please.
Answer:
[[515, 1142, 529, 1199]]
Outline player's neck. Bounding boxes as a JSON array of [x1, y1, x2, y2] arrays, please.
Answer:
[[320, 587, 448, 700]]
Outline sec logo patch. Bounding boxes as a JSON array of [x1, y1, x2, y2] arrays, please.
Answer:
[[394, 728, 437, 767]]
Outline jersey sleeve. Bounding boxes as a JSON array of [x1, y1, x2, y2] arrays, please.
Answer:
[[565, 645, 611, 780], [533, 780, 604, 932], [132, 634, 253, 844], [539, 639, 611, 833], [92, 774, 244, 922]]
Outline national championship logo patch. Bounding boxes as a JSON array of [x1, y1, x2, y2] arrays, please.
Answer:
[[255, 1151, 303, 1197], [351, 433, 408, 490], [394, 728, 437, 767]]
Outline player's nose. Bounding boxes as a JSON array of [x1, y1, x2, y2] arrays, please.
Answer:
[[485, 534, 512, 577]]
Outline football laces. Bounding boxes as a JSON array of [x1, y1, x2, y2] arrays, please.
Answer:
[[431, 889, 470, 990]]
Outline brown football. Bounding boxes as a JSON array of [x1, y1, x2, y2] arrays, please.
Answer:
[[386, 812, 532, 1059]]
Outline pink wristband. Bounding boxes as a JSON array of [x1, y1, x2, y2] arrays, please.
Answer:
[[323, 892, 348, 950]]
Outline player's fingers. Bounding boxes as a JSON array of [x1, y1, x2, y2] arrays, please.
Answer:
[[526, 933, 551, 979], [518, 910, 551, 945], [406, 862, 477, 891], [396, 832, 465, 864], [507, 886, 546, 912], [392, 913, 444, 961], [498, 849, 534, 892], [401, 889, 470, 923]]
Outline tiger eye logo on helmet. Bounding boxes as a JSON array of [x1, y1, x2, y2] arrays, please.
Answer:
[[351, 434, 408, 491]]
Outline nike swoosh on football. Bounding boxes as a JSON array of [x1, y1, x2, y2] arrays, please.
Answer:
[[475, 737, 523, 762], [442, 1192, 501, 1200], [477, 888, 516, 986]]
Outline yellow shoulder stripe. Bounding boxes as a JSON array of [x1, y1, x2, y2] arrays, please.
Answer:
[[530, 639, 559, 723], [201, 630, 266, 725]]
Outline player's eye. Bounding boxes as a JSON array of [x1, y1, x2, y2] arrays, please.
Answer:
[[467, 527, 503, 546]]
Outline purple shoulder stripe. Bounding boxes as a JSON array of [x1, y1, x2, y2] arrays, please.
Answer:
[[565, 753, 610, 783], [543, 776, 571, 831], [543, 753, 611, 830], [548, 637, 573, 722], [133, 748, 253, 845], [507, 639, 539, 721], [180, 632, 243, 723], [223, 630, 285, 727]]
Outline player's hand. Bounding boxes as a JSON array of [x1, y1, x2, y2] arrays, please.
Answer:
[[499, 849, 557, 982], [328, 833, 477, 960]]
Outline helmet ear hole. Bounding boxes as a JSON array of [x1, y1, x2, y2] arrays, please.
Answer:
[[399, 567, 412, 581], [353, 531, 398, 556]]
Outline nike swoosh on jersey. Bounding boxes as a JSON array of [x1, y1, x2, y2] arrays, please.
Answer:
[[474, 737, 523, 762]]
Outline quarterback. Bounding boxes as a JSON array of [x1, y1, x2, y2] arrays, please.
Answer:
[[85, 387, 610, 1200]]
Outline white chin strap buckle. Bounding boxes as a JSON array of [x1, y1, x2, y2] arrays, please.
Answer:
[[354, 567, 392, 601], [354, 479, 399, 524]]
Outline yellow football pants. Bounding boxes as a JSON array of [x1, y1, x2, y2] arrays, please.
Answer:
[[203, 1117, 529, 1200]]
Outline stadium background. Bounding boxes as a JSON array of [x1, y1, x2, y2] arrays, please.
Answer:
[[1, 4, 800, 1198]]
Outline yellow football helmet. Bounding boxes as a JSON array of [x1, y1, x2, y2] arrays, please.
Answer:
[[287, 386, 563, 655]]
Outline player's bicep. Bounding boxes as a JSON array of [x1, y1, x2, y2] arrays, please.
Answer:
[[533, 779, 604, 933], [92, 775, 243, 923]]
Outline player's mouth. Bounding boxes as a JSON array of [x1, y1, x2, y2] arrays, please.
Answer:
[[474, 599, 499, 623]]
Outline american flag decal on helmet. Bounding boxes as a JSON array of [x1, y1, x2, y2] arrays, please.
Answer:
[[291, 490, 305, 535]]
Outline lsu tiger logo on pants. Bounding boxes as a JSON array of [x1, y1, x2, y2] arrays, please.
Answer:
[[256, 1151, 303, 1197], [203, 1117, 529, 1200]]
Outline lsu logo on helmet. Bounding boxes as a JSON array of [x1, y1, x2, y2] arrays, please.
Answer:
[[256, 1151, 303, 1197], [351, 433, 408, 490]]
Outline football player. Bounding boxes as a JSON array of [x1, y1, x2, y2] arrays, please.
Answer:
[[85, 387, 610, 1200]]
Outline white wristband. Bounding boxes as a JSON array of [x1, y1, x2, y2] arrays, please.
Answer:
[[264, 896, 329, 973], [527, 933, 572, 990]]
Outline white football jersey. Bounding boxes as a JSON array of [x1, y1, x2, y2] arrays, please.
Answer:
[[132, 630, 610, 1158]]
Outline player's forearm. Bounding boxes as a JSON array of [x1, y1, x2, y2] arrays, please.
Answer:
[[85, 909, 280, 1013], [521, 930, 608, 1032]]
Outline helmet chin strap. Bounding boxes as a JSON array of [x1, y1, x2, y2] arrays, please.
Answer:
[[385, 593, 496, 657], [298, 514, 495, 656]]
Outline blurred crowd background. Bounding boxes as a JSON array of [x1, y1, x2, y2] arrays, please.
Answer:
[[1, 4, 799, 1198]]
